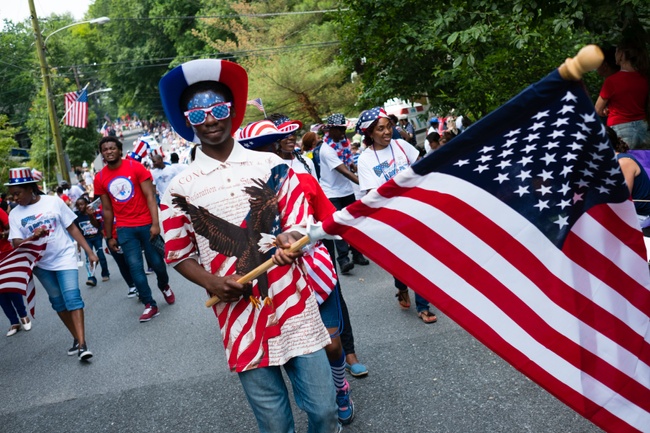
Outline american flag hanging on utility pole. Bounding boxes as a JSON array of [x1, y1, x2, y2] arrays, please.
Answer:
[[64, 88, 88, 128]]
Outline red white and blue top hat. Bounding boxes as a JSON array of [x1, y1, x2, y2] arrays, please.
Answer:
[[159, 59, 248, 144], [127, 139, 150, 162], [4, 167, 38, 186], [235, 120, 301, 149]]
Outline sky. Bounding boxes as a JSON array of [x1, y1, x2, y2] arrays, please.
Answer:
[[0, 0, 93, 28]]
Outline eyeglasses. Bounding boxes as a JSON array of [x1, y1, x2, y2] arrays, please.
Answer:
[[184, 102, 232, 125]]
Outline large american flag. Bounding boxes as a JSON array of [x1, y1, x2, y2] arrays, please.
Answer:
[[322, 70, 650, 432], [0, 238, 47, 317], [64, 89, 88, 128]]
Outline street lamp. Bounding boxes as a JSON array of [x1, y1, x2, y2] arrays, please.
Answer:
[[28, 0, 110, 183], [88, 88, 112, 97], [44, 17, 110, 46]]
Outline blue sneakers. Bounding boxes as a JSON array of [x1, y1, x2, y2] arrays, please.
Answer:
[[336, 381, 354, 425]]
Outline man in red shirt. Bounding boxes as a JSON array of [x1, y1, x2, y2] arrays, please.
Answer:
[[94, 136, 175, 322]]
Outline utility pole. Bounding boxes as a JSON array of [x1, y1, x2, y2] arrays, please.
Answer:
[[28, 0, 70, 183]]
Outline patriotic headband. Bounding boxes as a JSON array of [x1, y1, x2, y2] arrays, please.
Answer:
[[356, 107, 389, 135], [159, 59, 249, 143], [235, 120, 300, 149]]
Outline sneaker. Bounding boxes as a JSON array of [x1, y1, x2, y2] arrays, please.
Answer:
[[145, 267, 154, 275], [67, 339, 79, 356], [78, 344, 93, 361], [161, 285, 175, 305], [339, 257, 354, 274], [352, 255, 369, 265], [139, 304, 159, 322], [86, 276, 97, 287], [127, 287, 138, 298], [102, 275, 110, 282], [336, 381, 355, 425]]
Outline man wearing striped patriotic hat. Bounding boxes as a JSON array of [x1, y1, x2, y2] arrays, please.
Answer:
[[159, 59, 339, 432]]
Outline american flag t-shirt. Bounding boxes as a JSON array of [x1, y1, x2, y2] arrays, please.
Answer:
[[322, 69, 650, 432], [64, 89, 88, 128]]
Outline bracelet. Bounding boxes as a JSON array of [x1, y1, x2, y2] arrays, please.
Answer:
[[105, 237, 113, 241]]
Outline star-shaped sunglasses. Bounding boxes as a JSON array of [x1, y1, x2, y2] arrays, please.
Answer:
[[184, 102, 232, 125]]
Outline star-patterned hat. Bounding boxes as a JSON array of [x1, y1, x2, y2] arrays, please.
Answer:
[[269, 114, 303, 131], [4, 167, 38, 186], [325, 113, 346, 127], [235, 120, 300, 149], [127, 139, 150, 162], [159, 59, 249, 143], [356, 107, 389, 135]]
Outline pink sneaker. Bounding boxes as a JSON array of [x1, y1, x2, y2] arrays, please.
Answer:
[[162, 286, 175, 305], [139, 304, 159, 322]]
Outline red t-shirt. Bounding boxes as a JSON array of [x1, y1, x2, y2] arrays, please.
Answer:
[[94, 159, 153, 227], [599, 70, 649, 126], [0, 208, 12, 253]]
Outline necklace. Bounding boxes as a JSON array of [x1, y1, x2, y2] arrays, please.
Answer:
[[372, 141, 397, 181]]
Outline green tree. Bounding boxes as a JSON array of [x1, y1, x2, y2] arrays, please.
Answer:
[[0, 20, 40, 146], [0, 114, 22, 185], [198, 0, 360, 124], [338, 0, 650, 119], [85, 0, 218, 118]]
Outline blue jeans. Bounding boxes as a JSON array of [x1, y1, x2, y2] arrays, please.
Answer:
[[612, 120, 649, 149], [85, 236, 109, 278], [117, 225, 169, 307], [33, 268, 84, 312], [238, 349, 338, 433], [0, 292, 27, 325], [395, 278, 430, 313], [329, 195, 362, 264], [109, 247, 135, 288]]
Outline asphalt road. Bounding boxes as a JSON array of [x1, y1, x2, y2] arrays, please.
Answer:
[[0, 253, 602, 433]]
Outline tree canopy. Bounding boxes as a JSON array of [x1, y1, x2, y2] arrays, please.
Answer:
[[0, 0, 648, 183], [338, 0, 650, 119]]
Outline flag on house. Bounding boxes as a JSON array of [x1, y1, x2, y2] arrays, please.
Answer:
[[246, 98, 265, 112], [0, 237, 47, 317], [64, 89, 88, 128], [321, 69, 650, 432]]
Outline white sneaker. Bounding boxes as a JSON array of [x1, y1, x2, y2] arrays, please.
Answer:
[[127, 287, 138, 298]]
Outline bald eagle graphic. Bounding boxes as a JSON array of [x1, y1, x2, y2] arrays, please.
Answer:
[[171, 178, 280, 299]]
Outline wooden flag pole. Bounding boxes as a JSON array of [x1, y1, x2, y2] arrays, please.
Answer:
[[558, 45, 604, 81], [204, 235, 312, 308]]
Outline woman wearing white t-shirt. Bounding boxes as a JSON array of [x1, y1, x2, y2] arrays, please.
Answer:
[[7, 170, 99, 360], [356, 107, 438, 324]]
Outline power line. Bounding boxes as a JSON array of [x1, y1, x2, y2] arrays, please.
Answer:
[[52, 41, 340, 70], [44, 9, 348, 23]]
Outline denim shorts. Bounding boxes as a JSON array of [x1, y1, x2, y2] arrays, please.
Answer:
[[319, 285, 341, 330], [33, 267, 84, 312], [612, 120, 650, 149]]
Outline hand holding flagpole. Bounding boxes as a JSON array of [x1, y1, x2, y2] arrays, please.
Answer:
[[205, 235, 311, 308]]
